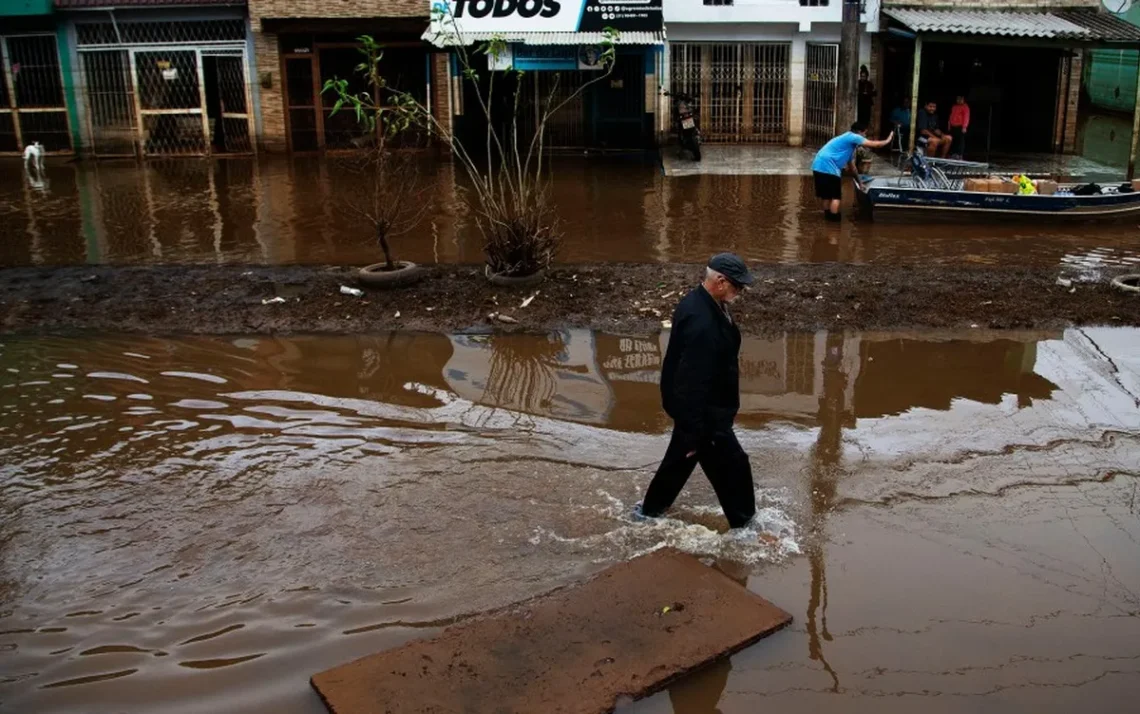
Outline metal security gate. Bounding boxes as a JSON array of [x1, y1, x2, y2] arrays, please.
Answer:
[[134, 49, 207, 154], [670, 42, 789, 143], [81, 50, 136, 156], [0, 34, 72, 154], [804, 43, 838, 146], [76, 18, 253, 157], [516, 70, 586, 149]]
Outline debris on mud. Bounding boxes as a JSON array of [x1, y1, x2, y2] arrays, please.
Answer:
[[2, 263, 1138, 336]]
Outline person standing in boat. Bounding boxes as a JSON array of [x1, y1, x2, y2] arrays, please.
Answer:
[[811, 121, 894, 221]]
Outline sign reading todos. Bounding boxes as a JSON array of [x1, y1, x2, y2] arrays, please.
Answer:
[[429, 0, 663, 34]]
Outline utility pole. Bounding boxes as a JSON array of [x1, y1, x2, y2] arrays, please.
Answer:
[[835, 0, 862, 133]]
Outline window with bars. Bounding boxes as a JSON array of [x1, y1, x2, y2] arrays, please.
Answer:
[[704, 0, 734, 5], [670, 42, 790, 144], [800, 0, 830, 6]]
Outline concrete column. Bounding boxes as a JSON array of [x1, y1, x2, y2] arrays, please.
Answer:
[[869, 33, 883, 137], [836, 0, 861, 132], [788, 35, 807, 147], [908, 35, 922, 154], [252, 27, 287, 152]]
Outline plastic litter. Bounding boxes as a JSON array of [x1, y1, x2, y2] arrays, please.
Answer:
[[261, 296, 286, 305], [340, 285, 364, 297]]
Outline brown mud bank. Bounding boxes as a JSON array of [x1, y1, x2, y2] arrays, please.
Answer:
[[2, 263, 1138, 336]]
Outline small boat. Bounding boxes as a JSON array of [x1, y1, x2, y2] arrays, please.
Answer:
[[856, 156, 1140, 221]]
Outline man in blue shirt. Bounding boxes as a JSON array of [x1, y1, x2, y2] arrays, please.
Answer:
[[811, 121, 894, 221]]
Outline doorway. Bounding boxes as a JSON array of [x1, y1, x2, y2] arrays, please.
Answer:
[[79, 44, 253, 156], [804, 43, 838, 146], [201, 53, 253, 153]]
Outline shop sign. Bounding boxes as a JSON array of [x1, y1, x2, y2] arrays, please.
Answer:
[[430, 0, 663, 35], [491, 44, 609, 71]]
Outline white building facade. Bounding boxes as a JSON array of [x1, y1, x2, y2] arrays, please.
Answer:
[[662, 0, 878, 146]]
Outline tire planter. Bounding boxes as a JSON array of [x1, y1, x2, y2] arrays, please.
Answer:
[[485, 265, 546, 287], [358, 261, 425, 289], [1111, 274, 1140, 293]]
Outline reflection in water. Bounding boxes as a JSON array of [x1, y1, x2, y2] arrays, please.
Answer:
[[5, 157, 1140, 268], [666, 657, 731, 714], [2, 329, 1139, 714], [806, 334, 848, 694]]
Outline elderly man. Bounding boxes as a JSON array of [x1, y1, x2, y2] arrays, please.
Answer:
[[638, 253, 756, 528]]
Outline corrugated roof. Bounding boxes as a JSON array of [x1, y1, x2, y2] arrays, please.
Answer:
[[1055, 8, 1140, 43], [884, 8, 1091, 39], [56, 0, 242, 6], [422, 29, 664, 47]]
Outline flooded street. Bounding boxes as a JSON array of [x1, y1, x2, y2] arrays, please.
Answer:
[[2, 328, 1138, 712], [3, 156, 1140, 271]]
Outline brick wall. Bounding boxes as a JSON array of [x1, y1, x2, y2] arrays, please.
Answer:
[[249, 0, 426, 23], [430, 52, 452, 143], [1063, 50, 1082, 153], [253, 29, 288, 152]]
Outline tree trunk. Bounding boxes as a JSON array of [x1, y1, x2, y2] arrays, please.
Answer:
[[378, 227, 394, 271]]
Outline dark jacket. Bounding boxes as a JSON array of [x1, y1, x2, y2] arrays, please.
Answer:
[[660, 286, 742, 448]]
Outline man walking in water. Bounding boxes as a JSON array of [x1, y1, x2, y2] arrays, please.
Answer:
[[638, 253, 756, 529], [812, 121, 893, 221]]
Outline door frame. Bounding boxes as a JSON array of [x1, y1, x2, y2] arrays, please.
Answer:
[[280, 50, 324, 153], [78, 40, 253, 157]]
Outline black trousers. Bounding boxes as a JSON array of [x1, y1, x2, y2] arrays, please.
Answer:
[[642, 426, 756, 528], [950, 127, 966, 157]]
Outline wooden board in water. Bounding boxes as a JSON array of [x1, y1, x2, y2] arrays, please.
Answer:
[[310, 548, 792, 714]]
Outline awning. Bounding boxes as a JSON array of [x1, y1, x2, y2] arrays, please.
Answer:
[[422, 29, 665, 48], [884, 7, 1140, 44]]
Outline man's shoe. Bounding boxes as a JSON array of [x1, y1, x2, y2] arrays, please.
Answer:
[[631, 503, 659, 522]]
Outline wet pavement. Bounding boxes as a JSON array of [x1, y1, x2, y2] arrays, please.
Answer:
[[4, 156, 1140, 272], [2, 328, 1138, 713]]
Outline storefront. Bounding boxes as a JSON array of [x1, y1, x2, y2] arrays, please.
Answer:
[[879, 7, 1140, 164], [59, 3, 257, 157], [272, 23, 432, 152], [0, 6, 75, 155], [425, 0, 665, 151]]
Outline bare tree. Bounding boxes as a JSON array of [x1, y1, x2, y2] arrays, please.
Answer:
[[325, 22, 620, 278], [324, 39, 430, 271]]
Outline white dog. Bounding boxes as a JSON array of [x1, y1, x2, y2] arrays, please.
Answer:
[[23, 141, 45, 175]]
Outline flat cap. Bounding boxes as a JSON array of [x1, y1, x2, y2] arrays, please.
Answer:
[[708, 253, 754, 287]]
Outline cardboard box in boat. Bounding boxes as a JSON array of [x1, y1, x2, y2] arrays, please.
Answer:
[[1132, 179, 1140, 192], [993, 178, 1019, 195], [1036, 180, 1058, 196], [964, 178, 988, 192]]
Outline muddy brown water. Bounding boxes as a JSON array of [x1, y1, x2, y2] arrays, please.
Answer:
[[3, 157, 1140, 272], [2, 328, 1138, 713]]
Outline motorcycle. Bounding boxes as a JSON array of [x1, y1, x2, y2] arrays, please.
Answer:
[[664, 91, 701, 162]]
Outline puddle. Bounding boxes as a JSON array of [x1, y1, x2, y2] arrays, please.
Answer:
[[0, 328, 1138, 713], [4, 157, 1140, 270]]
